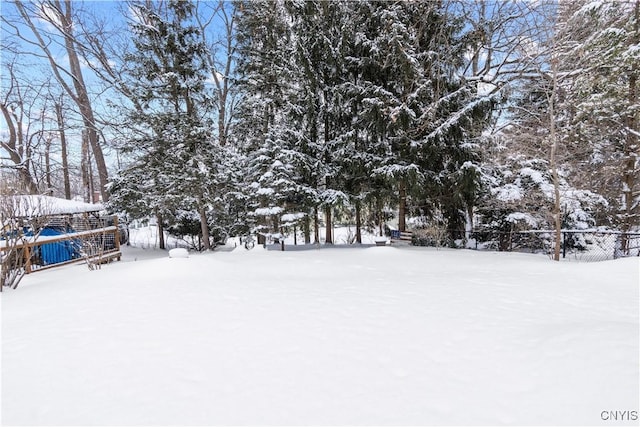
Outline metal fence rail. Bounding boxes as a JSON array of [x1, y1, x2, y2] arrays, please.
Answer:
[[469, 230, 640, 262]]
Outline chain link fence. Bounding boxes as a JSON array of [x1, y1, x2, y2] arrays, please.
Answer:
[[468, 230, 640, 262]]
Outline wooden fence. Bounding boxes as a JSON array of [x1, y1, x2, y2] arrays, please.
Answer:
[[1, 224, 121, 275]]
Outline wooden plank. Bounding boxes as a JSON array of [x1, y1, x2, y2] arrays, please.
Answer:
[[85, 250, 122, 264], [29, 250, 122, 273]]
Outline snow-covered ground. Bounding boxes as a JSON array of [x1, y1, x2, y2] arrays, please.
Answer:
[[1, 245, 638, 425]]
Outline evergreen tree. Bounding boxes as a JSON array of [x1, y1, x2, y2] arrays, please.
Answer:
[[234, 0, 505, 244], [353, 1, 492, 237], [109, 0, 215, 250], [287, 0, 354, 244], [235, 0, 307, 242]]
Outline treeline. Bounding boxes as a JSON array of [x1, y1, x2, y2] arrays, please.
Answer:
[[1, 1, 638, 255], [231, 0, 494, 245]]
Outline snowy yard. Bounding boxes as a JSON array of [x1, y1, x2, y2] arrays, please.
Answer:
[[1, 245, 638, 425]]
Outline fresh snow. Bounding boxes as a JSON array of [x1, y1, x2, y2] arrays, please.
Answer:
[[5, 195, 103, 217], [1, 246, 638, 425], [506, 212, 538, 227], [280, 212, 306, 223], [253, 206, 284, 216], [494, 183, 523, 202]]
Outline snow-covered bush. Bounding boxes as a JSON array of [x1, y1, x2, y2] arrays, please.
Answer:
[[411, 227, 450, 248], [479, 153, 607, 233], [407, 214, 450, 247]]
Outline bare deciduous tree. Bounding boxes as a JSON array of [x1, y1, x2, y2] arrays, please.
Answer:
[[1, 60, 45, 194], [196, 1, 239, 147], [53, 95, 72, 200], [6, 0, 110, 202]]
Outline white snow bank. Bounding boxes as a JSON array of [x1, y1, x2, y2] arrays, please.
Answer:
[[1, 247, 638, 425], [168, 248, 189, 258]]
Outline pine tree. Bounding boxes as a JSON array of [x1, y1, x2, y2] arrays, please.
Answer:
[[235, 0, 307, 243], [109, 0, 215, 250], [234, 0, 497, 244], [287, 0, 355, 244], [351, 1, 492, 237]]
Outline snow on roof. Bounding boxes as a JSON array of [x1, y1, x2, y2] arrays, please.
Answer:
[[5, 195, 104, 217]]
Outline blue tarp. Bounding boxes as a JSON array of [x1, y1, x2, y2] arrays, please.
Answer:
[[38, 228, 78, 265]]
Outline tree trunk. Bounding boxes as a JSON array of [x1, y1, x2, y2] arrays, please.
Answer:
[[81, 131, 91, 203], [551, 158, 562, 261], [378, 197, 386, 237], [355, 199, 362, 244], [198, 203, 211, 250], [549, 53, 562, 262], [218, 102, 227, 147], [89, 154, 97, 203], [323, 93, 333, 245], [57, 0, 109, 201], [465, 204, 474, 246], [17, 167, 38, 194], [66, 43, 109, 202], [54, 101, 72, 199], [314, 207, 319, 244], [200, 1, 235, 146], [0, 103, 38, 194], [304, 214, 311, 244], [325, 205, 333, 244], [157, 213, 166, 250], [45, 136, 52, 195], [398, 180, 407, 232], [621, 0, 639, 253]]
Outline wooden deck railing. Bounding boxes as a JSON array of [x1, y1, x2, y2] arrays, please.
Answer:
[[1, 225, 121, 274]]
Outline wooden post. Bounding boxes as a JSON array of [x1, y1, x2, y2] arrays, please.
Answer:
[[24, 244, 32, 274], [114, 216, 121, 252]]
